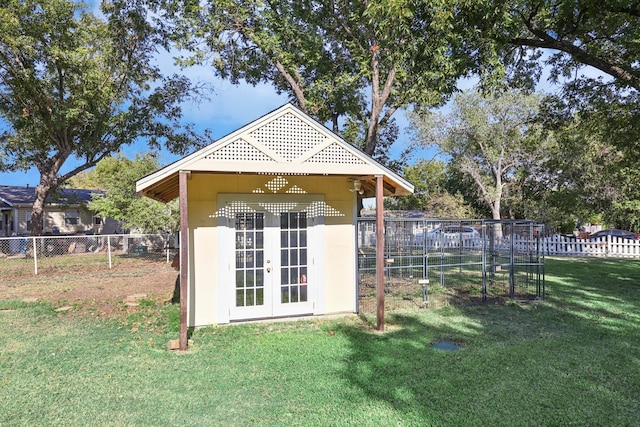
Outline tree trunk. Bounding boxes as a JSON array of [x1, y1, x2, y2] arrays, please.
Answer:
[[274, 60, 306, 112], [332, 113, 339, 133], [491, 197, 503, 239], [30, 145, 72, 236], [364, 48, 397, 156], [30, 184, 50, 236], [31, 167, 62, 236]]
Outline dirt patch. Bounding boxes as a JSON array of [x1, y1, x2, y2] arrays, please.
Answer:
[[0, 255, 179, 318]]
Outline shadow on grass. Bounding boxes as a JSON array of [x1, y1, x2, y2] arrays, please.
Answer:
[[334, 312, 484, 423], [334, 257, 640, 424], [543, 257, 640, 331]]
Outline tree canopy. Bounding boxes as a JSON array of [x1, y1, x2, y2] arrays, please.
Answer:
[[70, 153, 179, 233], [487, 0, 640, 91], [519, 98, 640, 232], [384, 159, 476, 218], [0, 0, 202, 235], [410, 88, 550, 223], [155, 0, 488, 158], [481, 1, 640, 157], [465, 1, 640, 231]]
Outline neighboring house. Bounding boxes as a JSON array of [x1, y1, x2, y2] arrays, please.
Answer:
[[137, 103, 414, 326], [0, 185, 120, 236]]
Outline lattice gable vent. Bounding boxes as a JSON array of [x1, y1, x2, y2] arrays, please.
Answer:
[[204, 138, 275, 162], [304, 142, 366, 165], [249, 113, 327, 161]]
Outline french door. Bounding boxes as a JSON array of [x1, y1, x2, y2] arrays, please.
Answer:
[[227, 202, 315, 321]]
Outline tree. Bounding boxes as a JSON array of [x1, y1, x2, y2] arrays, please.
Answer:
[[0, 0, 202, 236], [486, 1, 640, 91], [70, 153, 180, 233], [478, 1, 640, 159], [384, 159, 476, 218], [410, 88, 550, 227], [519, 98, 640, 233], [461, 1, 640, 232], [156, 0, 485, 157]]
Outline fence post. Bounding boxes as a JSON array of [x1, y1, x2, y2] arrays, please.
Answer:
[[482, 223, 487, 303], [32, 236, 38, 275], [107, 236, 112, 269], [509, 227, 515, 299]]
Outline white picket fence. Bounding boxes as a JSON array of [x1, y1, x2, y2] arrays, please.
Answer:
[[539, 235, 640, 257], [421, 234, 640, 258]]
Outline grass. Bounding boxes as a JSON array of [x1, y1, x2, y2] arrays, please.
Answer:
[[1, 257, 639, 426]]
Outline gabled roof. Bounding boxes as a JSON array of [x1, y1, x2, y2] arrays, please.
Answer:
[[137, 103, 414, 203], [0, 185, 103, 207]]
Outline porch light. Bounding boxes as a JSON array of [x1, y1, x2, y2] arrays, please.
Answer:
[[349, 179, 364, 195]]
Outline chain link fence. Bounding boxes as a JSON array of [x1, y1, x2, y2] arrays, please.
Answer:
[[3, 221, 545, 315], [357, 219, 545, 314], [0, 234, 178, 276]]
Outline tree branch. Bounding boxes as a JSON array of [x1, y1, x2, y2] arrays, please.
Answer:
[[511, 36, 640, 89], [274, 59, 306, 111]]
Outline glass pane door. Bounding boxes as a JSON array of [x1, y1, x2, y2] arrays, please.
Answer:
[[235, 213, 265, 308], [277, 212, 311, 315], [227, 203, 315, 321]]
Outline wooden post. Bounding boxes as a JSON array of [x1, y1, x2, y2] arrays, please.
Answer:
[[32, 237, 38, 275], [375, 175, 385, 332], [179, 171, 190, 351], [107, 236, 112, 269]]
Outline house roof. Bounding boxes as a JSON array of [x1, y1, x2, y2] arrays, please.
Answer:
[[0, 185, 103, 207], [137, 103, 415, 203]]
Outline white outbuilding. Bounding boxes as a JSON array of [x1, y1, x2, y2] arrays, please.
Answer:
[[137, 103, 413, 332]]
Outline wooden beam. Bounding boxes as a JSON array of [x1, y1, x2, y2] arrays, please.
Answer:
[[178, 170, 190, 351], [375, 174, 385, 332]]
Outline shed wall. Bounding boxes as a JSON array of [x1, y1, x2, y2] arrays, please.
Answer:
[[186, 173, 357, 326]]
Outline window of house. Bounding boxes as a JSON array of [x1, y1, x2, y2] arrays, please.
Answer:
[[26, 211, 32, 231], [94, 217, 103, 225], [65, 211, 80, 225]]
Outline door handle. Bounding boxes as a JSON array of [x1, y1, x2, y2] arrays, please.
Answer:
[[266, 267, 271, 273]]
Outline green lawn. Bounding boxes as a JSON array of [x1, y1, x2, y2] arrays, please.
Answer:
[[1, 257, 639, 426]]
